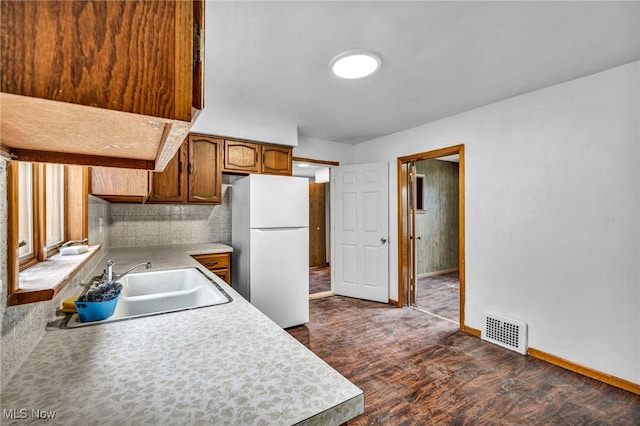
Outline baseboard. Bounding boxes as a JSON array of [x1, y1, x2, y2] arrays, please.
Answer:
[[527, 347, 640, 395], [417, 268, 459, 279], [462, 325, 639, 395], [388, 298, 401, 307], [310, 264, 330, 269], [309, 291, 334, 300], [462, 325, 481, 337]]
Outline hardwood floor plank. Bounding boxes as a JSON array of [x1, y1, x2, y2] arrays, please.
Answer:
[[287, 296, 640, 425], [309, 266, 331, 294], [415, 271, 459, 322]]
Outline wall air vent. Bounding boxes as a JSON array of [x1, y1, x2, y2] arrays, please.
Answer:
[[482, 313, 528, 355]]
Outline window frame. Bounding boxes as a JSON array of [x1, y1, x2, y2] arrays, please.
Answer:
[[7, 161, 90, 305], [15, 163, 68, 270], [17, 162, 38, 268], [43, 163, 68, 255]]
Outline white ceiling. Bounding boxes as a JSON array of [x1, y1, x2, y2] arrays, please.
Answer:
[[206, 1, 639, 145], [292, 160, 329, 178]]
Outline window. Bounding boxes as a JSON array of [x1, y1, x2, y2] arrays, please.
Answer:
[[14, 162, 68, 268], [414, 174, 426, 212], [17, 162, 34, 260], [8, 161, 89, 304], [45, 163, 66, 249]]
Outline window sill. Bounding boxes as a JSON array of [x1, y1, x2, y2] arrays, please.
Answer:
[[8, 245, 101, 306]]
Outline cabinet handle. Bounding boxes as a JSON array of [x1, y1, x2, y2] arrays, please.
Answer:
[[188, 163, 193, 175], [205, 261, 218, 266], [178, 161, 182, 174]]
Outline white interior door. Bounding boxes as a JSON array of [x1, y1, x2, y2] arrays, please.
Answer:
[[331, 162, 389, 303]]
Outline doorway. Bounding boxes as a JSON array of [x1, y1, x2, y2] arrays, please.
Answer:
[[411, 157, 460, 324], [292, 157, 338, 299], [397, 145, 466, 329]]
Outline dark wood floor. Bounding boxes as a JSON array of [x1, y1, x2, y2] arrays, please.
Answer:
[[287, 296, 640, 425], [414, 271, 459, 322], [309, 265, 331, 294]]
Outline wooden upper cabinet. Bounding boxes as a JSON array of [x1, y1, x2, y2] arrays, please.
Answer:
[[90, 167, 149, 203], [262, 145, 292, 175], [148, 133, 221, 204], [1, 0, 201, 120], [223, 140, 261, 173], [148, 145, 188, 203], [0, 0, 204, 171], [223, 139, 293, 175], [188, 135, 222, 203]]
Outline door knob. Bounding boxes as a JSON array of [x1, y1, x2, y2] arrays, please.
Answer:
[[380, 237, 387, 244]]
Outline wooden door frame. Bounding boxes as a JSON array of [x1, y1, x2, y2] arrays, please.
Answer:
[[397, 144, 466, 330]]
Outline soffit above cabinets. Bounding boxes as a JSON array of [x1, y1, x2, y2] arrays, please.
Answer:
[[1, 94, 199, 170]]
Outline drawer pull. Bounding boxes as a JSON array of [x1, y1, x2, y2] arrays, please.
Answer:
[[205, 261, 218, 267]]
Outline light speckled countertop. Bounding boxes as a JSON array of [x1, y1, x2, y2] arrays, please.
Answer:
[[1, 244, 364, 425]]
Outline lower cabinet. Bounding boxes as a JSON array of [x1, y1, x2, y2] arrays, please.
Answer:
[[192, 253, 231, 285]]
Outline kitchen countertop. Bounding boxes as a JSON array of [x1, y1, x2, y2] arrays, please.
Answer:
[[0, 244, 364, 425]]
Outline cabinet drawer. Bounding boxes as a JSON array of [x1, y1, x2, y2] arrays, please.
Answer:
[[212, 269, 231, 285], [192, 253, 230, 270]]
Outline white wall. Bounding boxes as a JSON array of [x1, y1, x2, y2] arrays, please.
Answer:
[[354, 62, 640, 384], [293, 135, 356, 165]]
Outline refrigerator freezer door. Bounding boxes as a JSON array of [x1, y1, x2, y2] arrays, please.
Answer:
[[249, 175, 309, 229], [249, 227, 309, 328]]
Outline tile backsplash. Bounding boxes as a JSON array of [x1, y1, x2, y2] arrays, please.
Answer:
[[88, 195, 111, 249], [109, 183, 233, 247]]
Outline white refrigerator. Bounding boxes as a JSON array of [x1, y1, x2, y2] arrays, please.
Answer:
[[231, 174, 309, 328]]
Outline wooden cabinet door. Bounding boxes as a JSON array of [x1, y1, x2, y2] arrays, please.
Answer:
[[1, 0, 200, 122], [188, 135, 222, 203], [148, 145, 187, 202], [223, 140, 261, 173], [213, 269, 231, 285], [261, 145, 292, 175]]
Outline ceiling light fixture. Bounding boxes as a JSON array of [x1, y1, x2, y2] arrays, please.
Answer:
[[329, 49, 382, 79]]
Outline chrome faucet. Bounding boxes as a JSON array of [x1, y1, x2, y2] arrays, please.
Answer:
[[104, 259, 152, 283]]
